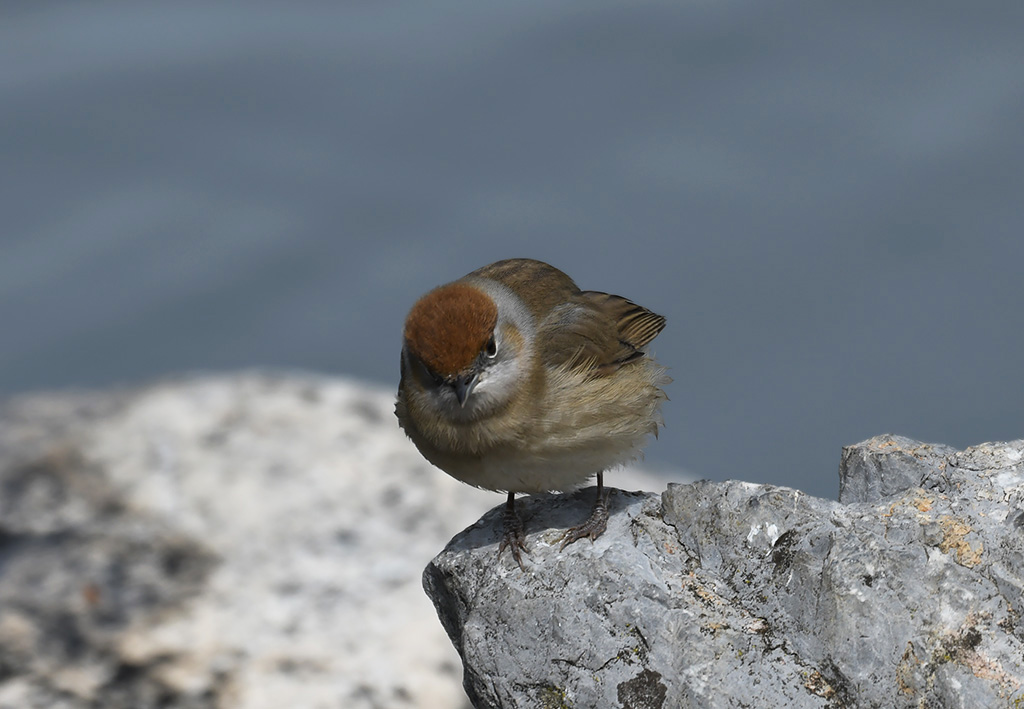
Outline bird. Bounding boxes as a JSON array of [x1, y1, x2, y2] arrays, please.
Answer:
[[395, 258, 668, 568]]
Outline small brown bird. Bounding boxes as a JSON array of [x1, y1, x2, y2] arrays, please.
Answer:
[[396, 259, 668, 567]]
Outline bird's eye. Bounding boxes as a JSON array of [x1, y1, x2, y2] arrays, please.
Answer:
[[485, 335, 498, 358]]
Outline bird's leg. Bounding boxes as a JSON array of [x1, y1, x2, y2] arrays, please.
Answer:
[[559, 472, 610, 549], [497, 491, 528, 570]]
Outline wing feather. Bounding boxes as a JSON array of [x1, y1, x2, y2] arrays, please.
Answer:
[[540, 291, 665, 376]]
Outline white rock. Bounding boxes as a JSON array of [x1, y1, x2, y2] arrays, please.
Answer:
[[0, 371, 672, 709]]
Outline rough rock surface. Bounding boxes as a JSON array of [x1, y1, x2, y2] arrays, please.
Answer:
[[0, 371, 673, 709], [425, 434, 1024, 708]]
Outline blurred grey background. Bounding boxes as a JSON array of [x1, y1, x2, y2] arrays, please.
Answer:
[[2, 0, 1022, 499]]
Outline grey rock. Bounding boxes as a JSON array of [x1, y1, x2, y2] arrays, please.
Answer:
[[838, 433, 958, 504], [425, 435, 1024, 708]]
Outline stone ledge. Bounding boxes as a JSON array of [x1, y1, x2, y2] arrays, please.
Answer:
[[425, 435, 1024, 709]]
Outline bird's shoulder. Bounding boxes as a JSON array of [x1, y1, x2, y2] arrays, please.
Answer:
[[466, 259, 579, 318]]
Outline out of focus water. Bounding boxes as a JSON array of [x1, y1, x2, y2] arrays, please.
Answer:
[[2, 0, 1022, 498]]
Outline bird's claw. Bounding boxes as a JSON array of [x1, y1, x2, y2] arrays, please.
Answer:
[[558, 493, 609, 550], [498, 502, 529, 570]]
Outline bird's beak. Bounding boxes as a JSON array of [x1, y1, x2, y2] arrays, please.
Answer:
[[452, 372, 479, 408]]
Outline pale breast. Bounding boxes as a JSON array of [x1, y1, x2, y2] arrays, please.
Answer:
[[409, 357, 669, 493]]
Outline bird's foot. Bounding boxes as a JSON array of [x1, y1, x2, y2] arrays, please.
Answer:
[[558, 489, 609, 549], [497, 496, 528, 570]]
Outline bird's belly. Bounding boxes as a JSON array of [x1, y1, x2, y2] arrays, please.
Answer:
[[401, 357, 669, 493], [435, 437, 646, 493]]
